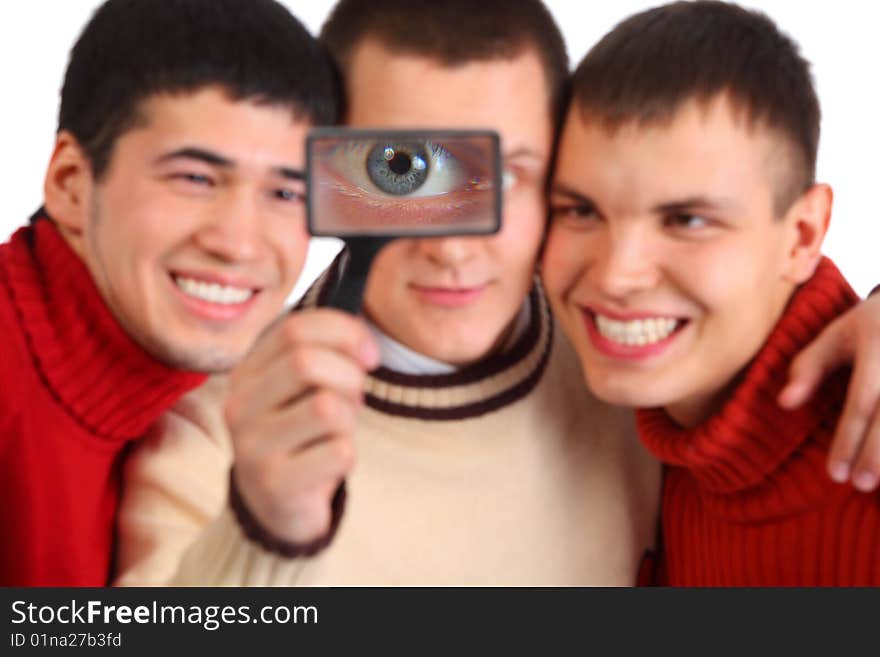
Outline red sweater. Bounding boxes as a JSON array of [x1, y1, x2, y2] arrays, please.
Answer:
[[0, 220, 205, 586], [638, 258, 880, 586]]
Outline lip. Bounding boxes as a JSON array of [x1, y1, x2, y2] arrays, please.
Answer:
[[171, 269, 263, 290], [410, 283, 488, 308], [581, 306, 687, 361], [168, 271, 262, 322]]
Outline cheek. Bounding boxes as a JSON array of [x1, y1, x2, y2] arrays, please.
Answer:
[[95, 181, 198, 264], [90, 209, 163, 275], [363, 240, 413, 308], [270, 218, 310, 281], [670, 237, 782, 314], [541, 227, 590, 299], [494, 192, 545, 276]]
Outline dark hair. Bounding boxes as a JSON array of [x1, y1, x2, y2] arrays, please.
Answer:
[[571, 1, 820, 213], [319, 0, 569, 126], [59, 0, 339, 179]]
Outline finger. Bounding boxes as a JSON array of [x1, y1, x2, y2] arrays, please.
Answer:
[[826, 333, 880, 483], [274, 435, 355, 497], [234, 438, 353, 543], [237, 309, 379, 378], [233, 389, 359, 460], [849, 406, 880, 492], [226, 344, 368, 427], [778, 317, 850, 409]]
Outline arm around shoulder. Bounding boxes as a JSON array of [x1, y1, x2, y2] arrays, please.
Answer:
[[114, 376, 233, 586]]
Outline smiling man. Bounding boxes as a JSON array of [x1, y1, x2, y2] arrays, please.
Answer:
[[0, 0, 337, 585], [543, 0, 880, 585]]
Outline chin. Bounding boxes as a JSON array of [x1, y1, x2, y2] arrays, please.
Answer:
[[147, 338, 244, 374], [583, 370, 672, 410], [421, 341, 492, 368]]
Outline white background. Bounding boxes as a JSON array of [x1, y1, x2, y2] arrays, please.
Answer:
[[1, 1, 876, 299]]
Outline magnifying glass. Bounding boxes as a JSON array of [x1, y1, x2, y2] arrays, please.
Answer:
[[306, 128, 502, 314]]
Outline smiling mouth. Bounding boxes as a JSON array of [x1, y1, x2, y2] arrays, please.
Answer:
[[592, 312, 686, 346], [173, 275, 255, 305]]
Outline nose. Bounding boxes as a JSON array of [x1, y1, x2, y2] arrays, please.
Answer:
[[193, 189, 264, 263], [589, 225, 661, 299], [415, 235, 480, 268]]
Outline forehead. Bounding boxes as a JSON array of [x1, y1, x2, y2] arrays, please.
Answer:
[[556, 96, 780, 208], [344, 40, 552, 151], [115, 87, 311, 165]]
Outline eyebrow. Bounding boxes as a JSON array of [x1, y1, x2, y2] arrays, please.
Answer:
[[652, 196, 738, 215], [503, 147, 544, 165], [275, 167, 306, 181], [551, 184, 739, 215], [155, 147, 305, 181], [549, 183, 594, 205], [155, 147, 233, 168]]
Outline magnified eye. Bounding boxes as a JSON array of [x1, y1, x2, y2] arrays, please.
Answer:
[[326, 139, 471, 200], [311, 133, 498, 236]]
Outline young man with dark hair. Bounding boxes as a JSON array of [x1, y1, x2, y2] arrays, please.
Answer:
[[544, 0, 880, 585], [0, 0, 337, 585]]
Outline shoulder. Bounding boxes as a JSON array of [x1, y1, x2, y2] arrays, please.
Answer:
[[0, 245, 33, 412], [127, 375, 232, 476]]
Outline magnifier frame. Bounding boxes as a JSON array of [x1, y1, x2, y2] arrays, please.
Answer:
[[305, 127, 503, 239]]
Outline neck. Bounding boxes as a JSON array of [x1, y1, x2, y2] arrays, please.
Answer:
[[664, 374, 744, 429], [663, 285, 796, 429], [635, 257, 858, 493], [364, 297, 532, 372]]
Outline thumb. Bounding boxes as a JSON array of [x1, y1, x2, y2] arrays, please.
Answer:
[[778, 317, 850, 409]]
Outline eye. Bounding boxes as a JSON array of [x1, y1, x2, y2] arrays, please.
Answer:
[[313, 137, 497, 232], [173, 172, 214, 187], [366, 143, 430, 195], [272, 188, 304, 203], [550, 203, 600, 226], [326, 139, 483, 200], [665, 213, 711, 230], [501, 168, 517, 192]]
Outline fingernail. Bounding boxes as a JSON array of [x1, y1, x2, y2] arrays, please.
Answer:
[[853, 471, 879, 492], [777, 385, 800, 408], [828, 461, 850, 483]]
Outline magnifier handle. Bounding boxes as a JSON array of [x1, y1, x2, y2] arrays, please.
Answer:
[[324, 237, 391, 315]]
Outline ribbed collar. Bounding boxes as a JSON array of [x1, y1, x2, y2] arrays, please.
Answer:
[[298, 253, 553, 420], [637, 258, 857, 496], [1, 220, 206, 441]]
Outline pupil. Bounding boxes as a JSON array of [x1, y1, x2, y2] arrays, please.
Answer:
[[388, 152, 412, 175], [366, 141, 430, 195]]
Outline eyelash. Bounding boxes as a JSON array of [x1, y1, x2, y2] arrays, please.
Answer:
[[663, 214, 713, 230], [171, 172, 214, 187], [272, 189, 304, 203], [550, 204, 600, 224]]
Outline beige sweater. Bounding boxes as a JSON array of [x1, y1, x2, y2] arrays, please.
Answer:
[[116, 277, 660, 586]]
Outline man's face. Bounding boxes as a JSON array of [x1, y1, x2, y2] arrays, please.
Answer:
[[71, 87, 311, 372], [345, 40, 553, 365], [543, 95, 805, 427]]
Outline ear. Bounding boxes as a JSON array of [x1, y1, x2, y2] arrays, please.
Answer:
[[781, 183, 832, 285], [43, 131, 94, 253]]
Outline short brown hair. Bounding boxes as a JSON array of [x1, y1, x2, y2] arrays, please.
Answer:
[[571, 1, 820, 214], [319, 0, 569, 126]]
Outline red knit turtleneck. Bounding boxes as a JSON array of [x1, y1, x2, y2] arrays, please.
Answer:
[[637, 258, 880, 586], [0, 220, 206, 585]]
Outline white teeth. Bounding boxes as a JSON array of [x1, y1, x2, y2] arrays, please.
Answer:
[[594, 314, 680, 346], [175, 276, 253, 305]]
